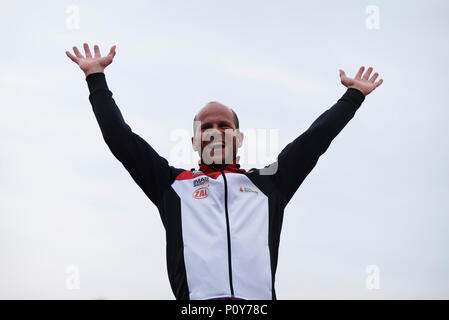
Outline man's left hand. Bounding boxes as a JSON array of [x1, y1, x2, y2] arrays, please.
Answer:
[[339, 66, 383, 96]]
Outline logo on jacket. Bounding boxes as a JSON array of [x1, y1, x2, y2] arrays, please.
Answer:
[[193, 187, 209, 199], [239, 186, 258, 195], [191, 170, 202, 177], [193, 176, 209, 187]]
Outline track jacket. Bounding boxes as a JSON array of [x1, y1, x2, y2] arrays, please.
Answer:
[[86, 72, 365, 300]]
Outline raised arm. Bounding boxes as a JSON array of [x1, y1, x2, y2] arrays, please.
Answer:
[[66, 43, 176, 206], [273, 66, 383, 207]]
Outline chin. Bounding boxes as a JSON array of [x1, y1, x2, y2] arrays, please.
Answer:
[[204, 154, 229, 165], [202, 147, 234, 165]]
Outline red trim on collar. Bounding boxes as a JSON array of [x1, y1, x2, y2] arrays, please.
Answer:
[[175, 158, 246, 181], [198, 158, 246, 174]]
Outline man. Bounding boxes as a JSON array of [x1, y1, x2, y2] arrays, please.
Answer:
[[66, 43, 383, 300]]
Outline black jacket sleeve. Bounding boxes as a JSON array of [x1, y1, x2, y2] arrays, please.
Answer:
[[272, 88, 365, 207], [86, 72, 175, 206]]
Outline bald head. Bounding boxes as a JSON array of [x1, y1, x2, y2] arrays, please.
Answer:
[[193, 101, 239, 130]]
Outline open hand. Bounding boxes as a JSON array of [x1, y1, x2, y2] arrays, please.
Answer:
[[339, 66, 383, 96], [66, 43, 116, 76]]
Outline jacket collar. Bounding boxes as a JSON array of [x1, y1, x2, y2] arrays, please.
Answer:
[[198, 156, 246, 174]]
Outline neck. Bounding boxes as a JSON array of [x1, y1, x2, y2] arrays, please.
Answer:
[[198, 156, 245, 174]]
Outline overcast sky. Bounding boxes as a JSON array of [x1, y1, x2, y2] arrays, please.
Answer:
[[1, 0, 448, 299]]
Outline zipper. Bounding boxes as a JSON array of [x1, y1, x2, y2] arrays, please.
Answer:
[[220, 170, 235, 297]]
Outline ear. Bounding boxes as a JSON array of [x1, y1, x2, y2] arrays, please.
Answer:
[[237, 131, 244, 148], [192, 136, 198, 152]]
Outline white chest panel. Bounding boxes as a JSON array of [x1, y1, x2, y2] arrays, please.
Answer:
[[171, 172, 272, 300]]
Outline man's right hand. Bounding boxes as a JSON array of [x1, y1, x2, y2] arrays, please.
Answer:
[[66, 43, 116, 77]]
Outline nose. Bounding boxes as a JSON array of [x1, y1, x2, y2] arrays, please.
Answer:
[[203, 128, 224, 143]]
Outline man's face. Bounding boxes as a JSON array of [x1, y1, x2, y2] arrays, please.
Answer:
[[192, 103, 243, 165]]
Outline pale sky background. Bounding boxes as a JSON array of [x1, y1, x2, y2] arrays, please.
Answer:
[[1, 0, 448, 299]]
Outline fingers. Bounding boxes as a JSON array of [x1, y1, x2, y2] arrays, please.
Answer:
[[73, 46, 84, 58], [369, 72, 379, 83], [94, 44, 101, 58], [355, 66, 365, 80], [108, 45, 116, 58], [68, 43, 116, 66], [83, 43, 92, 58], [65, 50, 79, 63], [105, 45, 116, 64], [374, 79, 383, 88], [341, 66, 383, 92], [363, 66, 373, 80], [339, 69, 348, 84]]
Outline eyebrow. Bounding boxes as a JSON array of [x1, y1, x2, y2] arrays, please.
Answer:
[[201, 120, 234, 128]]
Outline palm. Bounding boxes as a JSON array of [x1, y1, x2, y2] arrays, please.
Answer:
[[78, 54, 111, 70], [339, 66, 383, 96], [66, 43, 116, 74]]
